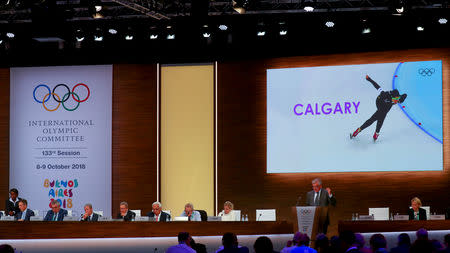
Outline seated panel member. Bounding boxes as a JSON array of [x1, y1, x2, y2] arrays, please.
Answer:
[[80, 203, 99, 222], [180, 203, 201, 221], [5, 188, 22, 216], [218, 201, 236, 221], [408, 197, 427, 221], [15, 199, 35, 221], [117, 201, 135, 221], [44, 200, 68, 221], [146, 201, 171, 222]]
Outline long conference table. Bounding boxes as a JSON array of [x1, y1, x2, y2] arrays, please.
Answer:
[[338, 220, 450, 233], [0, 221, 294, 239]]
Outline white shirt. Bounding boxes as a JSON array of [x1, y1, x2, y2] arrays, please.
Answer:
[[218, 210, 236, 221], [166, 243, 196, 253]]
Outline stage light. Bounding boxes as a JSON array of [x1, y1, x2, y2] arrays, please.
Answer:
[[279, 30, 287, 36], [150, 34, 158, 39], [95, 5, 102, 12], [417, 26, 424, 31], [108, 29, 117, 35], [167, 34, 175, 40], [0, 39, 2, 44], [396, 7, 404, 13], [75, 29, 84, 42], [125, 35, 133, 40], [438, 18, 448, 24], [203, 32, 211, 38], [6, 32, 15, 38], [219, 25, 228, 31], [362, 28, 371, 34], [257, 31, 265, 36], [304, 6, 314, 12], [94, 28, 103, 41], [325, 21, 335, 28], [124, 27, 134, 40]]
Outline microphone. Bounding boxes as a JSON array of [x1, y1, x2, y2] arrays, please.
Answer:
[[257, 213, 262, 221], [295, 196, 302, 206]]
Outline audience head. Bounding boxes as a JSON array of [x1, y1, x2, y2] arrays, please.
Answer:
[[312, 178, 322, 192], [223, 201, 234, 214], [430, 239, 443, 252], [84, 203, 93, 215], [222, 232, 238, 248], [416, 228, 429, 241], [298, 233, 310, 247], [354, 233, 366, 249], [51, 199, 61, 213], [0, 244, 14, 253], [293, 232, 302, 245], [254, 236, 274, 253], [444, 234, 450, 247], [286, 240, 293, 247], [18, 199, 28, 212], [315, 234, 329, 250], [411, 197, 422, 212], [370, 234, 387, 251], [329, 235, 340, 251], [9, 188, 18, 200], [185, 203, 194, 214], [397, 233, 411, 246], [152, 202, 162, 215], [119, 201, 129, 215], [178, 232, 192, 246], [340, 230, 356, 251]]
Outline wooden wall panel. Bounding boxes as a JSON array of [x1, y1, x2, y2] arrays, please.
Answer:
[[112, 64, 158, 216], [217, 48, 450, 236], [0, 69, 9, 209]]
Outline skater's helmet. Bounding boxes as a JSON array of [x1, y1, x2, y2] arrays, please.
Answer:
[[390, 89, 401, 103]]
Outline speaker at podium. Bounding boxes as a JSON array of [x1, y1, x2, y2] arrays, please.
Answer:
[[292, 206, 329, 239]]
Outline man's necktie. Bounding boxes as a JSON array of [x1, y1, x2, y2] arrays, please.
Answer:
[[188, 215, 191, 221], [53, 214, 57, 221], [314, 193, 319, 206]]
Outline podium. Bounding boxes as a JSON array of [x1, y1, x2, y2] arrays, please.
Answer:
[[292, 206, 328, 239]]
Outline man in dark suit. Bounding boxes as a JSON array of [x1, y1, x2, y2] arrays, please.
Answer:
[[44, 200, 68, 221], [14, 199, 35, 221], [80, 203, 99, 221], [147, 201, 171, 222], [117, 201, 135, 221], [5, 188, 22, 217], [305, 178, 336, 234], [408, 197, 427, 221]]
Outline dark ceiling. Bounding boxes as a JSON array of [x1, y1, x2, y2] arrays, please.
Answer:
[[0, 0, 448, 66]]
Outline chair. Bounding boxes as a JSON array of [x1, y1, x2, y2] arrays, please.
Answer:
[[196, 210, 208, 221], [32, 210, 39, 216], [422, 206, 430, 220], [94, 210, 103, 217], [131, 209, 141, 217], [369, 207, 389, 221], [163, 210, 171, 215], [0, 211, 5, 217], [67, 210, 73, 217], [256, 209, 277, 221]]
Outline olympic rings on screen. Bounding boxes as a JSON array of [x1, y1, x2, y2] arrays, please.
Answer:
[[418, 68, 435, 76], [33, 83, 90, 111]]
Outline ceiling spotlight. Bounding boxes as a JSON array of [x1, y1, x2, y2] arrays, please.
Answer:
[[257, 31, 266, 36], [396, 7, 404, 13], [167, 34, 175, 40], [279, 30, 287, 36], [203, 32, 211, 38], [304, 6, 314, 12], [417, 26, 424, 31], [362, 28, 371, 34], [325, 21, 335, 28], [150, 34, 158, 39], [94, 28, 103, 41], [125, 35, 133, 40], [95, 5, 102, 12], [75, 29, 84, 42], [94, 36, 103, 41], [219, 25, 228, 31], [0, 40, 3, 44], [438, 18, 448, 24], [6, 32, 15, 38], [108, 29, 117, 35]]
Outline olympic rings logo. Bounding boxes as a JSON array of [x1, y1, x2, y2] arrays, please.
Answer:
[[300, 209, 312, 215], [33, 83, 90, 112], [418, 68, 435, 76]]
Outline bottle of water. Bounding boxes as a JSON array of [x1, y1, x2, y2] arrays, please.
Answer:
[[241, 214, 244, 221], [355, 213, 359, 221], [351, 213, 355, 221], [245, 214, 248, 221], [390, 213, 394, 221]]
